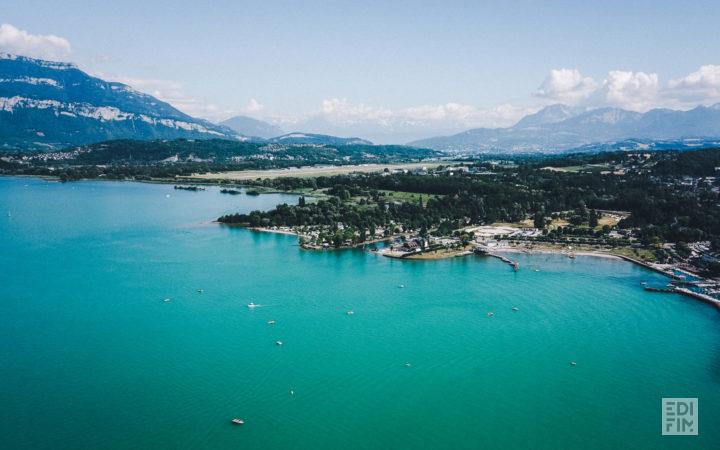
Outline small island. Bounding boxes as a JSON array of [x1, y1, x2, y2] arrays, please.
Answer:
[[174, 185, 205, 191]]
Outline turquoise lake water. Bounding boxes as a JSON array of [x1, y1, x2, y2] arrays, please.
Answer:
[[1, 176, 719, 449]]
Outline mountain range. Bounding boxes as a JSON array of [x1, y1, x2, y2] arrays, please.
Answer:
[[217, 116, 374, 145], [410, 103, 720, 153], [0, 53, 246, 151], [219, 115, 283, 139], [4, 53, 720, 155]]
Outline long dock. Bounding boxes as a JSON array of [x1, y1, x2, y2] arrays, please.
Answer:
[[644, 284, 720, 311], [488, 252, 520, 270], [643, 286, 676, 293], [674, 287, 720, 311]]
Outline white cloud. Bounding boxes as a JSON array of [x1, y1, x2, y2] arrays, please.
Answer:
[[80, 62, 720, 141], [0, 23, 72, 60], [667, 65, 720, 104], [320, 98, 393, 124], [244, 98, 264, 113], [316, 98, 532, 130], [535, 68, 597, 103], [603, 70, 659, 111]]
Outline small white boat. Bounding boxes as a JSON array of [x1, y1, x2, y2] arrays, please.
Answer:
[[247, 302, 259, 309], [231, 418, 245, 425], [487, 312, 494, 317], [512, 307, 519, 311], [267, 320, 275, 325], [405, 362, 412, 368], [163, 298, 171, 303], [398, 284, 405, 288], [570, 361, 577, 366], [346, 310, 354, 315], [275, 340, 283, 346], [197, 289, 204, 293]]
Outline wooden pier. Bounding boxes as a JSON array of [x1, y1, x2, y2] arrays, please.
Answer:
[[488, 252, 520, 270]]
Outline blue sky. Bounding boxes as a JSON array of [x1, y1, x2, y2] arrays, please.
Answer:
[[3, 0, 720, 141]]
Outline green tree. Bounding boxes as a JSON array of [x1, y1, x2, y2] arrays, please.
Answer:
[[589, 210, 599, 228], [533, 212, 546, 229]]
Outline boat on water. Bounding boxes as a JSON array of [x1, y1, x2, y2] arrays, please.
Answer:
[[570, 361, 577, 366], [398, 284, 405, 288], [512, 307, 519, 311], [267, 320, 275, 325], [487, 312, 494, 317], [275, 340, 283, 346], [247, 302, 259, 309], [231, 418, 245, 425], [346, 310, 354, 315], [163, 298, 171, 303], [197, 289, 204, 293]]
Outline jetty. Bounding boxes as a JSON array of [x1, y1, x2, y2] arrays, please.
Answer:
[[490, 253, 520, 270], [472, 246, 520, 270], [643, 283, 720, 311], [643, 285, 676, 293], [674, 287, 720, 311]]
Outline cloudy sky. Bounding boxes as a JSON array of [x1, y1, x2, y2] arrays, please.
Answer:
[[3, 0, 720, 142]]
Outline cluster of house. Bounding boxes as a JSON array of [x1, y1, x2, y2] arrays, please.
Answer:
[[381, 166, 430, 176], [380, 164, 499, 178], [11, 146, 88, 162], [688, 241, 720, 269]]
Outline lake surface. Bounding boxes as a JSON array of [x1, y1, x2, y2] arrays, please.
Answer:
[[1, 176, 719, 449]]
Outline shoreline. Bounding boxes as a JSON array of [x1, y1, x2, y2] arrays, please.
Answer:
[[493, 247, 622, 260], [0, 174, 319, 197], [238, 225, 664, 270]]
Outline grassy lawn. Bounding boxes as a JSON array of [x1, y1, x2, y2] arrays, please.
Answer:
[[380, 190, 440, 206], [610, 247, 659, 262]]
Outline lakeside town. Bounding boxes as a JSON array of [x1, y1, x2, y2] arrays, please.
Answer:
[[215, 149, 720, 307]]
